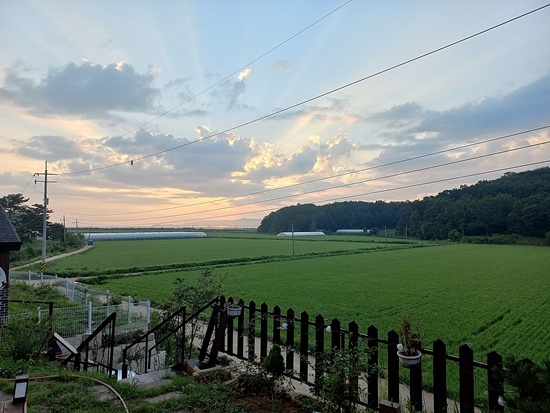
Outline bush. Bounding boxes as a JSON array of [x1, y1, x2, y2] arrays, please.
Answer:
[[0, 357, 32, 378], [462, 234, 521, 245], [0, 316, 51, 361], [496, 357, 550, 412], [448, 229, 462, 242]]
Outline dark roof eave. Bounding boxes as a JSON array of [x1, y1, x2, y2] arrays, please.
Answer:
[[0, 241, 23, 252]]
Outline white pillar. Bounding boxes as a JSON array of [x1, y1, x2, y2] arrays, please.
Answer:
[[127, 296, 132, 323], [88, 300, 93, 335]]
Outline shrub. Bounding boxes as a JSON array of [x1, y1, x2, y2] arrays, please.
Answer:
[[0, 315, 51, 361], [496, 357, 550, 412]]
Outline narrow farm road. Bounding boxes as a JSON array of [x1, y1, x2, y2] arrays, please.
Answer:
[[12, 244, 94, 270]]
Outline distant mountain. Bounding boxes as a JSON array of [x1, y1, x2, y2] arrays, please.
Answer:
[[258, 167, 550, 239]]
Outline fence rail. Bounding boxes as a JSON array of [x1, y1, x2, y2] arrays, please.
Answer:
[[213, 296, 504, 413], [8, 271, 151, 337]]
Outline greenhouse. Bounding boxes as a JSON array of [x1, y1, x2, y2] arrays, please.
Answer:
[[87, 232, 207, 241], [335, 229, 364, 234], [276, 231, 325, 237]]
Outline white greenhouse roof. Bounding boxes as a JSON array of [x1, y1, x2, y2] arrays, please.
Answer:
[[87, 231, 207, 241], [277, 231, 325, 237], [336, 229, 364, 234]]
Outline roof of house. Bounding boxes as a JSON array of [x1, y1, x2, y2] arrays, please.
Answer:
[[0, 205, 22, 251]]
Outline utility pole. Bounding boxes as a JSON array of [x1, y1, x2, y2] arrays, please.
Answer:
[[291, 223, 295, 256], [63, 215, 66, 243], [34, 161, 57, 272]]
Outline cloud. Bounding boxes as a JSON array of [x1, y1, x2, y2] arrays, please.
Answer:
[[0, 61, 160, 119], [11, 135, 83, 161], [367, 102, 424, 127], [413, 74, 550, 139], [211, 68, 254, 111], [272, 60, 292, 72], [238, 67, 252, 81], [358, 73, 550, 170]]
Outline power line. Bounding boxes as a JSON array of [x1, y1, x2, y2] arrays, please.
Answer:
[[72, 160, 550, 228], [56, 1, 352, 163], [62, 125, 550, 218], [68, 141, 549, 225], [20, 174, 36, 194], [56, 3, 550, 176]]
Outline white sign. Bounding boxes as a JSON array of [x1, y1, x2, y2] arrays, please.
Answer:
[[0, 267, 6, 290]]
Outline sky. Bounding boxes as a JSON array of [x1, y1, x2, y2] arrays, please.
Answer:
[[0, 1, 549, 229]]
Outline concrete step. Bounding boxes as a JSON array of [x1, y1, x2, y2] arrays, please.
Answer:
[[118, 368, 179, 387]]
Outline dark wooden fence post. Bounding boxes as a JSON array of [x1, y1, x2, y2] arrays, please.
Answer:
[[349, 321, 359, 401], [248, 301, 256, 361], [387, 330, 400, 405], [315, 314, 325, 391], [260, 302, 268, 362], [237, 301, 244, 359], [286, 308, 295, 373], [459, 344, 475, 413], [331, 318, 341, 351], [273, 305, 281, 346], [487, 351, 504, 412], [433, 339, 447, 413], [410, 352, 423, 411], [300, 311, 309, 382], [367, 325, 379, 410], [180, 308, 186, 366], [199, 304, 219, 362], [227, 302, 234, 355], [219, 295, 226, 351]]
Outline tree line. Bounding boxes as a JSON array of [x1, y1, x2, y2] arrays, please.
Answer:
[[0, 193, 84, 263], [258, 167, 550, 241]]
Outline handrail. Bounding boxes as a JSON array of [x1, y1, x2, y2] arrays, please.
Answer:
[[76, 312, 117, 352], [121, 296, 220, 378], [62, 312, 117, 370], [126, 295, 220, 354]]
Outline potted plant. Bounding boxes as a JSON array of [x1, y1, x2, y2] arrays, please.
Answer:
[[225, 295, 243, 317], [397, 313, 423, 367]]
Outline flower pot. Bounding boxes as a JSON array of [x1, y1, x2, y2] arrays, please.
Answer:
[[226, 306, 242, 317], [397, 350, 422, 367]]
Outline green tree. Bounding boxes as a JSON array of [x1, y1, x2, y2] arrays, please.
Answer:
[[0, 193, 52, 241], [161, 267, 225, 360]]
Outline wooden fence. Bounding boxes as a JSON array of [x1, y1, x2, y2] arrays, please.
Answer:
[[214, 296, 505, 413]]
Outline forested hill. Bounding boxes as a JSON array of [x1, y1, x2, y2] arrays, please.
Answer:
[[257, 167, 550, 240]]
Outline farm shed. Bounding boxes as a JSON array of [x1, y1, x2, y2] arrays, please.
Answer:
[[277, 231, 325, 237], [87, 231, 207, 241], [336, 229, 364, 234]]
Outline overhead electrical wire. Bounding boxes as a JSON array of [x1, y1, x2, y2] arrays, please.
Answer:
[[56, 3, 549, 176], [62, 125, 550, 218], [67, 140, 550, 225], [70, 159, 550, 228], [55, 0, 352, 162]]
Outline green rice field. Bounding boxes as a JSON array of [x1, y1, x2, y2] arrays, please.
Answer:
[[41, 233, 550, 363]]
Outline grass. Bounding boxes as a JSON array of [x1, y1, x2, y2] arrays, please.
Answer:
[[29, 234, 418, 276], [0, 363, 253, 413], [14, 234, 548, 409], [77, 242, 550, 363]]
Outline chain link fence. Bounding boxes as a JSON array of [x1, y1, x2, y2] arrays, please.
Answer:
[[7, 271, 151, 338]]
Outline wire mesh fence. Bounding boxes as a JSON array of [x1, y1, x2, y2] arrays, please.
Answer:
[[7, 271, 151, 338]]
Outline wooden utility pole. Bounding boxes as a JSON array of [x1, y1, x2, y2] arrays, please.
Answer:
[[291, 223, 295, 256], [34, 161, 56, 272]]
